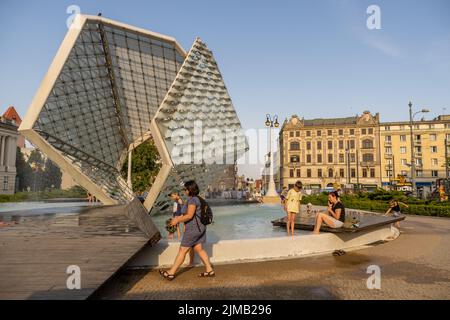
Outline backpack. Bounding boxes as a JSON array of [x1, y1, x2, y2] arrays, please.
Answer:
[[198, 196, 213, 226]]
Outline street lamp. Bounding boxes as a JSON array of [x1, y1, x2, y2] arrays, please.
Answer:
[[264, 114, 279, 197], [408, 101, 430, 197]]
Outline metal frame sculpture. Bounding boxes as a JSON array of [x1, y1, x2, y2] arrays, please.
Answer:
[[19, 14, 247, 239]]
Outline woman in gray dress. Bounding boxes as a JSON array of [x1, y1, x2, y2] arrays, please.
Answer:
[[159, 180, 215, 280]]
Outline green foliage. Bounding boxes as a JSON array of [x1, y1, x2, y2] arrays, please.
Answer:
[[0, 186, 86, 203], [15, 147, 32, 191], [301, 190, 450, 217], [121, 140, 161, 193], [42, 158, 62, 189]]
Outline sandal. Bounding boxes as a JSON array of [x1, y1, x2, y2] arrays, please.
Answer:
[[159, 269, 175, 281], [198, 270, 215, 278], [332, 249, 346, 257]]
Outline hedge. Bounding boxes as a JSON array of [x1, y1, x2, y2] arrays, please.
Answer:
[[301, 194, 450, 218]]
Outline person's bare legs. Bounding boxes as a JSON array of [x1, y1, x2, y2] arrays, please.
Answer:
[[193, 243, 213, 273], [290, 213, 295, 236], [186, 248, 195, 267], [313, 212, 336, 234], [287, 213, 293, 235], [176, 224, 181, 240], [167, 246, 190, 275]]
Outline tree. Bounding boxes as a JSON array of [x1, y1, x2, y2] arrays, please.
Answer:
[[43, 158, 62, 190], [15, 147, 32, 191], [27, 149, 45, 192], [121, 140, 161, 193]]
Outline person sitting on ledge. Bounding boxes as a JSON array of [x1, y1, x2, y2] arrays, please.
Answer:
[[313, 191, 345, 234]]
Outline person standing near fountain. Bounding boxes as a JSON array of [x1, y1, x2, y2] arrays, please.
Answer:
[[159, 180, 214, 280], [285, 181, 303, 236]]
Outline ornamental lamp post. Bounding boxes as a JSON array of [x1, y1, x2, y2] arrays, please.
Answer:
[[408, 102, 429, 197], [264, 114, 279, 198]]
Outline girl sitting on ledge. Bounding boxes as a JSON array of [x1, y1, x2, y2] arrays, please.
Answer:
[[313, 191, 345, 234]]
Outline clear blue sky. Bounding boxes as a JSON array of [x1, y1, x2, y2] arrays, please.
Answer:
[[1, 0, 449, 178]]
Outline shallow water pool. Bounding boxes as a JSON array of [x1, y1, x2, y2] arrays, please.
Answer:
[[152, 203, 296, 241]]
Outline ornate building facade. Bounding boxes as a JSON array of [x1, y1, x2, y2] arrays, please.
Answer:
[[380, 115, 450, 196], [279, 111, 381, 191]]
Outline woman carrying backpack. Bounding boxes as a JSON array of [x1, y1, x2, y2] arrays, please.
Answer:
[[159, 180, 215, 281]]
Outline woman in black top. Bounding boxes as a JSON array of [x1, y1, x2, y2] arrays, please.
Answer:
[[313, 191, 345, 234]]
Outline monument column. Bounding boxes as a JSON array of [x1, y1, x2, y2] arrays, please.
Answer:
[[0, 135, 4, 166]]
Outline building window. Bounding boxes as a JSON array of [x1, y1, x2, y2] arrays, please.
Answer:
[[328, 168, 333, 178], [350, 129, 355, 135], [362, 128, 367, 135], [296, 169, 301, 178], [415, 158, 422, 166], [317, 154, 322, 163], [430, 134, 437, 141], [385, 126, 390, 131], [362, 139, 373, 149], [3, 176, 8, 191], [362, 153, 374, 162], [328, 154, 333, 163], [290, 155, 300, 163], [431, 146, 438, 153], [296, 131, 300, 137], [317, 130, 321, 136], [432, 158, 438, 166], [339, 154, 344, 163], [307, 169, 312, 178], [306, 131, 311, 137], [385, 147, 392, 155], [317, 141, 322, 150], [327, 129, 332, 136], [339, 169, 345, 178], [416, 170, 423, 178], [339, 140, 344, 149], [400, 135, 406, 142], [370, 168, 375, 178], [306, 141, 311, 150], [338, 129, 343, 135], [290, 142, 300, 150], [351, 168, 356, 178], [399, 125, 405, 130], [385, 135, 391, 141], [368, 128, 373, 134], [289, 132, 294, 137], [386, 170, 393, 177], [432, 170, 438, 177], [290, 169, 294, 178], [318, 169, 322, 177], [350, 153, 356, 163], [306, 154, 312, 163], [415, 134, 421, 141], [401, 159, 407, 166], [327, 141, 333, 150], [362, 169, 367, 178], [400, 147, 406, 154], [415, 146, 422, 153], [349, 140, 355, 149]]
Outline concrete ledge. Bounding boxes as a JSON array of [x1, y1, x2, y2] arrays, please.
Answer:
[[127, 224, 399, 268]]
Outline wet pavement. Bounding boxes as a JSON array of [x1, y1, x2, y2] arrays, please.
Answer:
[[93, 215, 450, 300], [0, 205, 149, 299]]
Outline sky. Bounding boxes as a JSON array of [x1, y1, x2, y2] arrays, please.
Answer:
[[1, 0, 449, 179]]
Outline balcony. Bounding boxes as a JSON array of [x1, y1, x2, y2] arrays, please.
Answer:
[[360, 161, 376, 167], [414, 140, 422, 145], [384, 154, 393, 159], [414, 152, 422, 157], [384, 140, 392, 146]]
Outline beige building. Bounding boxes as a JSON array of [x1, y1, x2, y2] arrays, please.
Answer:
[[0, 117, 18, 194], [380, 115, 450, 196], [279, 111, 382, 191]]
